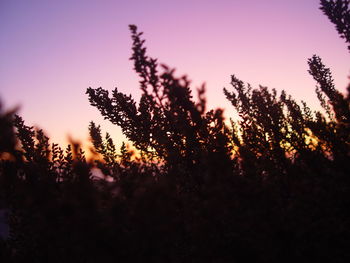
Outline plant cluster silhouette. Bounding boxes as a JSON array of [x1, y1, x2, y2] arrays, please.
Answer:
[[0, 1, 349, 262]]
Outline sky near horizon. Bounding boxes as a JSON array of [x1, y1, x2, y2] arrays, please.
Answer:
[[1, 0, 349, 151]]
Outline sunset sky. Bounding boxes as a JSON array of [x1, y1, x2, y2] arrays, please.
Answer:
[[1, 0, 349, 151]]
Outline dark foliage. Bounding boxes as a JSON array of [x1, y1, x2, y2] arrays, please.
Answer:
[[320, 0, 350, 50], [1, 1, 350, 262]]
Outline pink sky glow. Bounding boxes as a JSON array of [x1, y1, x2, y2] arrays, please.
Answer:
[[1, 0, 349, 152]]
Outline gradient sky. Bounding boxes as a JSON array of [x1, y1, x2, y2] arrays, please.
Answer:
[[1, 0, 349, 152]]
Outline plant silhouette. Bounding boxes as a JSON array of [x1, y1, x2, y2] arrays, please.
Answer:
[[1, 1, 350, 262]]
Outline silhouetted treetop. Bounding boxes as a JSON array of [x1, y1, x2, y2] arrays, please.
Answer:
[[308, 55, 350, 124], [320, 0, 350, 50], [1, 2, 350, 262], [87, 25, 233, 180]]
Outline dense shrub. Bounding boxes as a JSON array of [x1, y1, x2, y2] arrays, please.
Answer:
[[0, 1, 349, 262]]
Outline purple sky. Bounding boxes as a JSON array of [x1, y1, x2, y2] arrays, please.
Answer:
[[1, 0, 349, 151]]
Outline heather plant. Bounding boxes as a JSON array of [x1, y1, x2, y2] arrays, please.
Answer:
[[223, 57, 349, 179], [0, 0, 349, 262], [87, 25, 234, 191], [320, 0, 350, 50], [222, 0, 350, 179]]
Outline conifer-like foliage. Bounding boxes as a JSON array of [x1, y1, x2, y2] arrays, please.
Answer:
[[0, 1, 350, 262], [87, 25, 232, 182], [320, 0, 350, 50]]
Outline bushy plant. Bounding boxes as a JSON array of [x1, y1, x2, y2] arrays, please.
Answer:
[[0, 1, 349, 262]]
